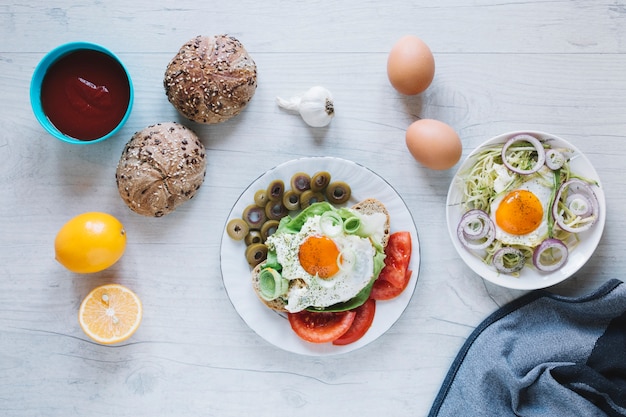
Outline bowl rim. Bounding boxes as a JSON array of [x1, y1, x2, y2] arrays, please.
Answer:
[[29, 41, 134, 145]]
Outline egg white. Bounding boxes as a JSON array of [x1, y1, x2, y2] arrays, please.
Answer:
[[265, 214, 376, 313], [489, 166, 554, 247]]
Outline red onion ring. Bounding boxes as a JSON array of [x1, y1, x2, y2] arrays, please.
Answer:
[[457, 209, 495, 250], [552, 179, 599, 233], [532, 238, 568, 272], [565, 194, 593, 217], [492, 247, 526, 274], [545, 149, 566, 170], [501, 134, 546, 175]]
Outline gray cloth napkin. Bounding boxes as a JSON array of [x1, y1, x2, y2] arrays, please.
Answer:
[[428, 279, 626, 417]]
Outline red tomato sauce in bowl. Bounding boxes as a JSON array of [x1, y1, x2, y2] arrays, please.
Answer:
[[40, 49, 131, 141]]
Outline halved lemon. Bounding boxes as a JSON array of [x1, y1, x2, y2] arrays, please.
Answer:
[[78, 284, 142, 345]]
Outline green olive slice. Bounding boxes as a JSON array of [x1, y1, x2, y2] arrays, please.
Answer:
[[290, 172, 311, 194], [245, 230, 263, 246], [326, 181, 352, 205], [242, 204, 266, 229], [254, 189, 268, 207], [282, 190, 300, 211], [299, 190, 326, 209], [261, 220, 280, 241], [245, 243, 268, 267], [266, 179, 285, 201], [226, 218, 249, 240], [311, 171, 331, 192], [265, 200, 288, 220]]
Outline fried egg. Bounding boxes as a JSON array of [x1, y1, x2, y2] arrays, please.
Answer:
[[265, 213, 384, 313], [489, 165, 554, 247]]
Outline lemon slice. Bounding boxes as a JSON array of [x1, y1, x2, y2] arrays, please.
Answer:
[[78, 284, 142, 344]]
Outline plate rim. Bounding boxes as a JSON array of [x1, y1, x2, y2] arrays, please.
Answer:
[[220, 156, 421, 356], [445, 130, 606, 290]]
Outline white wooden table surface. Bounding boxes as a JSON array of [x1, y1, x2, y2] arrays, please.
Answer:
[[1, 1, 625, 416]]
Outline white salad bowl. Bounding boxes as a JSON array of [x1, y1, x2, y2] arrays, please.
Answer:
[[446, 131, 606, 290]]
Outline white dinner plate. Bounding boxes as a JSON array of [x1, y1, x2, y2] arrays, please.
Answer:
[[220, 157, 420, 355], [446, 131, 606, 290]]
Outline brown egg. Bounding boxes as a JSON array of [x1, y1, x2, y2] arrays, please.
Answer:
[[406, 119, 462, 170], [387, 35, 435, 95]]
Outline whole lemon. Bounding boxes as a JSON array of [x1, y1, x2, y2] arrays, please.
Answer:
[[54, 212, 127, 273]]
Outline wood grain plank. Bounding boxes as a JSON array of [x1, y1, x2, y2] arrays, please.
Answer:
[[1, 1, 625, 416]]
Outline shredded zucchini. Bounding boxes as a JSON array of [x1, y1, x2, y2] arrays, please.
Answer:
[[458, 141, 579, 274]]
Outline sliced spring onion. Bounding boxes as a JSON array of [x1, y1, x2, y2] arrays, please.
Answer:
[[552, 178, 599, 233], [533, 238, 568, 272], [338, 247, 356, 273], [343, 215, 361, 235], [457, 209, 496, 250], [492, 246, 526, 274], [319, 210, 343, 237], [546, 167, 560, 237], [258, 267, 289, 301], [501, 134, 546, 175]]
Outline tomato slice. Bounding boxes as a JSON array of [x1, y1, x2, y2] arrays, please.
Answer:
[[371, 231, 412, 301], [371, 269, 412, 300], [380, 231, 412, 288], [332, 298, 376, 346], [288, 310, 356, 343]]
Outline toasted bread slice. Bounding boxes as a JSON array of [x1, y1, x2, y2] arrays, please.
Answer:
[[251, 198, 390, 312], [351, 198, 391, 250], [251, 263, 303, 313]]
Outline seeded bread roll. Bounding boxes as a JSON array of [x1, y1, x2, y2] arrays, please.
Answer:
[[251, 198, 390, 312], [164, 35, 257, 124], [116, 122, 207, 217]]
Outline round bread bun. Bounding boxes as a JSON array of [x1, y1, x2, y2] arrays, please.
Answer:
[[164, 34, 257, 124], [251, 198, 390, 312], [116, 122, 207, 217]]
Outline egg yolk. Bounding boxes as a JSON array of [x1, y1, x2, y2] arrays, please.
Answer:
[[298, 235, 341, 279], [495, 189, 544, 235]]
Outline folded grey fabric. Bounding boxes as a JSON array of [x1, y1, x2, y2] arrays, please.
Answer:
[[428, 279, 626, 417]]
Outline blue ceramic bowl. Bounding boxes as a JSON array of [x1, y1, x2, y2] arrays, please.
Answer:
[[30, 42, 134, 144]]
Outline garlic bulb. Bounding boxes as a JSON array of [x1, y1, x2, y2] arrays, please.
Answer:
[[276, 86, 335, 127]]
